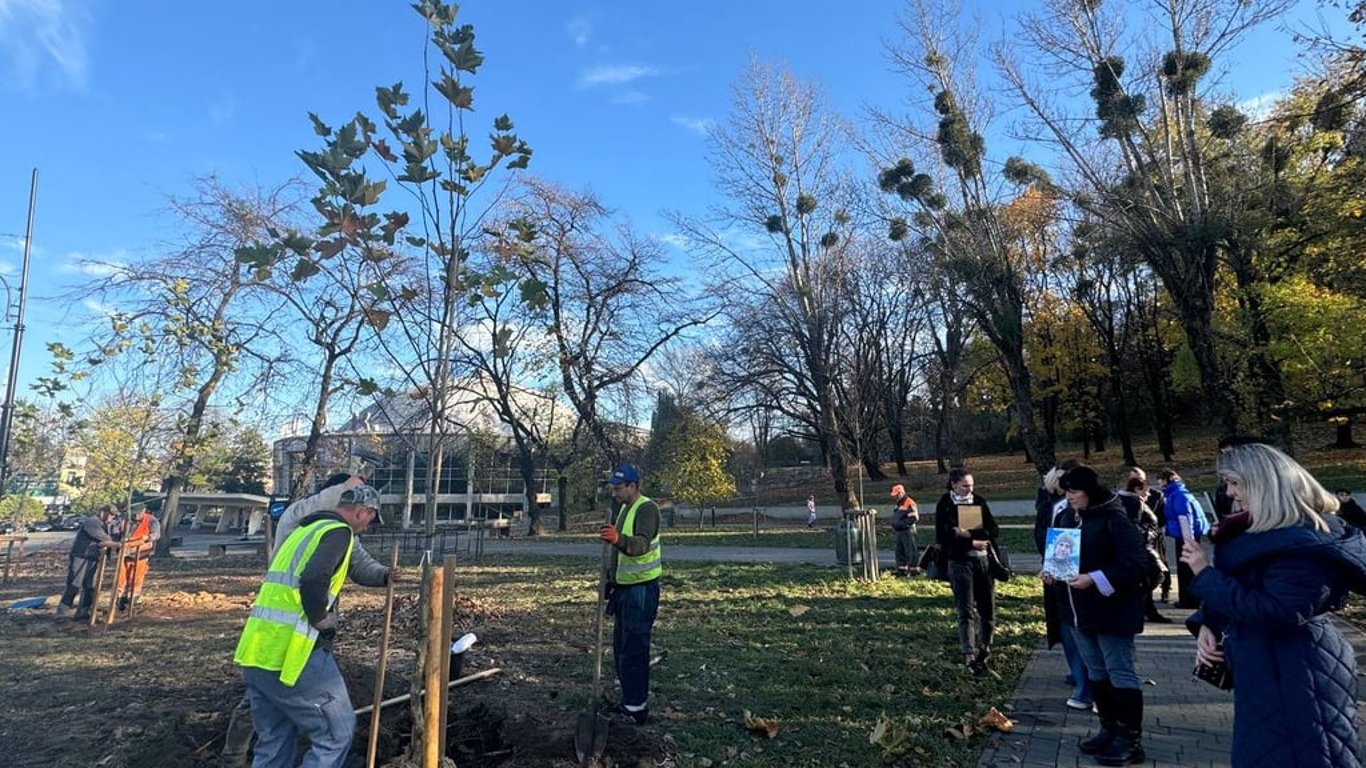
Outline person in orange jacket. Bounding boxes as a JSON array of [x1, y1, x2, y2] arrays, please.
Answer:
[[115, 505, 161, 612], [890, 484, 921, 576]]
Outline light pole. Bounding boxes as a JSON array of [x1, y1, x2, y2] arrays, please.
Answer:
[[0, 169, 38, 499]]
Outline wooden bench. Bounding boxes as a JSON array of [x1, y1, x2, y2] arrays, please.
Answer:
[[207, 540, 264, 558]]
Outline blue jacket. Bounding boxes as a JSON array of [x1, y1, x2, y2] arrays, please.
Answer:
[[1162, 480, 1210, 538], [1189, 517, 1366, 767]]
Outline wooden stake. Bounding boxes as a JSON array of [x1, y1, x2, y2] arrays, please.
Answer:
[[106, 541, 128, 626], [423, 564, 445, 768], [438, 554, 457, 762], [366, 544, 400, 768]]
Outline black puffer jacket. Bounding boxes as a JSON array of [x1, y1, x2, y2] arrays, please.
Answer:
[[1068, 493, 1148, 636]]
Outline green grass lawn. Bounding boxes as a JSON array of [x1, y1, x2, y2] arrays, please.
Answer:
[[463, 555, 1045, 767]]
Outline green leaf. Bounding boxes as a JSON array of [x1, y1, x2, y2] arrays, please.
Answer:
[[291, 258, 321, 282], [308, 112, 332, 137], [434, 74, 475, 109]]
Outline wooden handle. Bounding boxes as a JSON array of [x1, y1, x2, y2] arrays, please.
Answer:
[[365, 544, 400, 768]]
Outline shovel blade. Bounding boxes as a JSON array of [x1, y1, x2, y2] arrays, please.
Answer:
[[574, 710, 610, 765]]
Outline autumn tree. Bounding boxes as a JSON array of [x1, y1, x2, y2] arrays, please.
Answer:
[[1001, 0, 1295, 439], [654, 413, 736, 524], [75, 178, 294, 555]]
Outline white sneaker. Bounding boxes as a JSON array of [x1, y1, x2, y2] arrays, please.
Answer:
[[1066, 697, 1093, 711]]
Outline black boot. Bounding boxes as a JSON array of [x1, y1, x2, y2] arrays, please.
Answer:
[[1097, 687, 1145, 766], [1079, 680, 1116, 755], [1144, 597, 1171, 623]]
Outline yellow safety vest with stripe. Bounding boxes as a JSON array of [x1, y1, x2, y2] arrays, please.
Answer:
[[613, 495, 662, 585], [233, 518, 353, 686]]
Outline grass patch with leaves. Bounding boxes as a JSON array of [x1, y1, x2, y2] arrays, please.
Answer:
[[459, 555, 1044, 767]]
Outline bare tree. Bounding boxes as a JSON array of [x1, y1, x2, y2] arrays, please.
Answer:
[[674, 59, 863, 507]]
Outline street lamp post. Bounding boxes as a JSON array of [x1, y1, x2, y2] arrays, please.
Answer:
[[0, 169, 39, 499]]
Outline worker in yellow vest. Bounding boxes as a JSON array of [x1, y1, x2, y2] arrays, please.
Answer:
[[598, 464, 662, 725], [233, 485, 392, 768]]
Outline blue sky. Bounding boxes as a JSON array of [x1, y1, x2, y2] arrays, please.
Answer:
[[0, 0, 1349, 397]]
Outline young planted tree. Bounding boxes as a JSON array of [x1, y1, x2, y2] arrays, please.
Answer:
[[235, 1, 535, 539]]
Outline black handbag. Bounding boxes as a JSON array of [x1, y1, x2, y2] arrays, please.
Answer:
[[988, 541, 1012, 582]]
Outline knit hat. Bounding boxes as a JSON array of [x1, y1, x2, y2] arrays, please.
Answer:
[[1059, 465, 1108, 501]]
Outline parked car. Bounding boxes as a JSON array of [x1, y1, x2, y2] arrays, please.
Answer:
[[30, 521, 52, 532], [58, 517, 83, 531]]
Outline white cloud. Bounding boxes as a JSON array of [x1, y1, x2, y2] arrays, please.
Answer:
[[670, 115, 714, 137], [0, 0, 91, 89], [566, 17, 591, 48], [82, 298, 117, 318], [1237, 89, 1284, 121], [578, 64, 658, 88], [61, 248, 129, 277], [656, 233, 689, 251]]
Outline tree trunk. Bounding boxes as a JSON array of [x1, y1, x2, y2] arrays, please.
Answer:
[[1333, 419, 1359, 449], [889, 425, 908, 476], [1161, 255, 1243, 437], [514, 440, 542, 536], [557, 474, 568, 532], [155, 365, 227, 557]]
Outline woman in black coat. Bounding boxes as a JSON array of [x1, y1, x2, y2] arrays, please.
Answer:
[[1182, 442, 1366, 768], [934, 468, 999, 677], [1053, 465, 1150, 766], [1036, 463, 1092, 710]]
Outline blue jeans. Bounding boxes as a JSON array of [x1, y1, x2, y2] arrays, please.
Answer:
[[243, 647, 355, 768], [610, 580, 660, 708], [1071, 629, 1141, 690], [1061, 623, 1093, 703]]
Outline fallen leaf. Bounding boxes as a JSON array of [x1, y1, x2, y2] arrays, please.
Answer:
[[787, 605, 810, 617], [725, 745, 739, 759], [870, 712, 914, 756], [978, 706, 1015, 733], [743, 709, 780, 739]]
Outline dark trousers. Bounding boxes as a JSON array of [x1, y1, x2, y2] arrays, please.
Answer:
[[1173, 535, 1201, 607], [894, 528, 919, 570], [610, 580, 660, 708], [948, 556, 995, 657], [60, 555, 98, 610]]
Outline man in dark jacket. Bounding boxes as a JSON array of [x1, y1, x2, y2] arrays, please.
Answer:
[[56, 506, 117, 619], [1336, 489, 1366, 530], [934, 469, 999, 677]]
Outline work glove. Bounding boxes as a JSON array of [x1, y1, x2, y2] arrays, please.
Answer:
[[599, 525, 621, 546]]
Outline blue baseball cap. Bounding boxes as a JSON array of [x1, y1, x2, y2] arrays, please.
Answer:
[[607, 465, 640, 486]]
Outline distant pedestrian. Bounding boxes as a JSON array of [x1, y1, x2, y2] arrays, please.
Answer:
[[934, 469, 999, 677], [1182, 443, 1366, 768], [889, 485, 921, 576], [806, 495, 817, 528], [1336, 489, 1366, 530], [56, 505, 116, 619], [1157, 469, 1210, 609], [1117, 475, 1170, 624]]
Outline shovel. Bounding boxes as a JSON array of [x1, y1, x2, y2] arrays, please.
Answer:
[[575, 520, 614, 765]]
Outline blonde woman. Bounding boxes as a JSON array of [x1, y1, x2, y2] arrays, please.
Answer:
[[1181, 442, 1366, 767]]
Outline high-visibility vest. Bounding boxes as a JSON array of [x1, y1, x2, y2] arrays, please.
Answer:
[[233, 519, 353, 686], [613, 495, 662, 585]]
